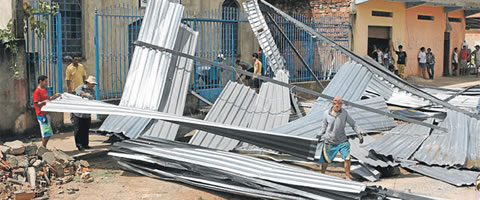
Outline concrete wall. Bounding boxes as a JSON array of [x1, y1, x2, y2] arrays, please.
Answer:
[[352, 0, 406, 57], [0, 41, 38, 138], [404, 6, 465, 78], [0, 0, 12, 29]]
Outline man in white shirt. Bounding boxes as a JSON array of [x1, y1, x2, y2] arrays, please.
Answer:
[[418, 47, 427, 79]]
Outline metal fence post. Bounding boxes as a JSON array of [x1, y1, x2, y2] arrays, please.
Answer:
[[193, 19, 198, 91], [55, 12, 63, 93], [95, 9, 100, 100]]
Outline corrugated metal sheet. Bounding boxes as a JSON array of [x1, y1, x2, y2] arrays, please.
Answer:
[[387, 88, 480, 113], [248, 70, 291, 131], [391, 110, 446, 121], [45, 93, 318, 159], [140, 24, 198, 140], [365, 122, 432, 160], [467, 114, 480, 168], [400, 162, 480, 186], [121, 0, 183, 109], [243, 0, 285, 73], [115, 137, 367, 194], [321, 61, 372, 102], [365, 74, 394, 100], [99, 0, 184, 137], [234, 71, 291, 152], [349, 135, 398, 168], [413, 111, 470, 166], [272, 97, 395, 138], [189, 81, 258, 150], [190, 72, 291, 151]]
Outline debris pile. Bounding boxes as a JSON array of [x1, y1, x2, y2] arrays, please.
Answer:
[[0, 141, 91, 199]]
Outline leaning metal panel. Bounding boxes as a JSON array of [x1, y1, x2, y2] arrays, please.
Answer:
[[99, 0, 184, 137], [243, 0, 286, 74], [141, 24, 198, 140]]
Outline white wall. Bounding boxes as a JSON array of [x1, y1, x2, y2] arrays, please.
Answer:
[[0, 0, 12, 29]]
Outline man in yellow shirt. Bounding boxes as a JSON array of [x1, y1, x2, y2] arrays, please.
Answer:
[[65, 56, 87, 93], [252, 53, 262, 93]]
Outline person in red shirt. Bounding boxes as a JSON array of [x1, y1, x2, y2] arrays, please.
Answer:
[[460, 45, 470, 76], [33, 75, 61, 148]]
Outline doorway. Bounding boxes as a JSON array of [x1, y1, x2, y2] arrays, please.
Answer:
[[367, 26, 392, 59]]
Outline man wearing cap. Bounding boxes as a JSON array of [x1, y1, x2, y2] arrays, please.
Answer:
[[316, 97, 364, 180], [65, 55, 87, 93], [71, 76, 97, 151]]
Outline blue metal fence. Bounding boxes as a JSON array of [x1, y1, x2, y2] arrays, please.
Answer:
[[25, 10, 63, 103], [94, 5, 351, 100], [267, 14, 351, 82]]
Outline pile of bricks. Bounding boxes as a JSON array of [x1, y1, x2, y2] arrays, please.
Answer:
[[0, 141, 92, 199]]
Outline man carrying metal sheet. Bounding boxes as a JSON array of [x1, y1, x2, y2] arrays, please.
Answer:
[[316, 97, 364, 180], [71, 76, 97, 151]]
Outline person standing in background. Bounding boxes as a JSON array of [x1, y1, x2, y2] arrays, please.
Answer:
[[452, 47, 459, 76], [460, 45, 469, 76], [394, 45, 407, 79], [426, 48, 435, 80], [418, 47, 427, 79], [65, 55, 87, 94]]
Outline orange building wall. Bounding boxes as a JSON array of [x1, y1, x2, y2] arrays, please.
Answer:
[[404, 6, 465, 78]]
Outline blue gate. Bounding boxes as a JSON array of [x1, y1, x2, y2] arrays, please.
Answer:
[[94, 4, 351, 101], [94, 5, 247, 102], [25, 6, 63, 103]]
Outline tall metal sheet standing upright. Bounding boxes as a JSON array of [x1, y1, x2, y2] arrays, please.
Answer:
[[99, 0, 184, 137], [243, 0, 286, 74], [248, 70, 291, 131], [141, 24, 199, 140]]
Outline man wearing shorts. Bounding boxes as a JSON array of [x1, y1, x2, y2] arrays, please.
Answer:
[[316, 97, 364, 180], [33, 75, 61, 148]]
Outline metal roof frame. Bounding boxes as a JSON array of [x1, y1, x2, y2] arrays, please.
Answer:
[[133, 40, 447, 131], [257, 0, 480, 120]]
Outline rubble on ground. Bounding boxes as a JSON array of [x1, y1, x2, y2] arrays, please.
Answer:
[[0, 141, 92, 199]]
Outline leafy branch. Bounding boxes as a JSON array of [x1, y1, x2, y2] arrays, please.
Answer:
[[23, 1, 58, 39], [0, 20, 19, 78]]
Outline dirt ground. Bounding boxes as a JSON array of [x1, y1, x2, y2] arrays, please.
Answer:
[[28, 75, 479, 200], [31, 131, 477, 200], [32, 133, 241, 200]]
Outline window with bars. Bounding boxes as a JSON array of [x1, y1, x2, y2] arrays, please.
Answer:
[[54, 0, 82, 56]]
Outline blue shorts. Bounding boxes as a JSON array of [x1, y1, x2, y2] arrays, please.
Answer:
[[319, 141, 351, 163], [37, 115, 53, 138]]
